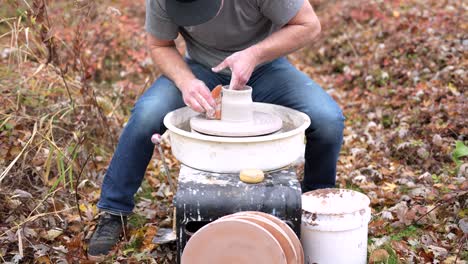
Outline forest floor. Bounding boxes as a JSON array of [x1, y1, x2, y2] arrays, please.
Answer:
[[0, 0, 466, 263]]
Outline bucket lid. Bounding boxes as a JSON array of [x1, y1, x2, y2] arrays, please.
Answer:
[[302, 188, 370, 215]]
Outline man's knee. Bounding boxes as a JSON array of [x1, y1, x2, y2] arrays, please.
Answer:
[[128, 99, 167, 137], [304, 105, 345, 142], [127, 77, 183, 137]]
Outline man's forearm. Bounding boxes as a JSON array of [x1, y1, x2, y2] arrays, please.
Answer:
[[149, 44, 195, 89], [249, 1, 321, 66], [147, 36, 215, 113], [251, 22, 320, 66]]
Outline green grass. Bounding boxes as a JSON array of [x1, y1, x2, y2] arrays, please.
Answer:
[[452, 140, 468, 168], [382, 244, 400, 264], [134, 179, 154, 203], [48, 144, 80, 193], [398, 185, 411, 195], [390, 225, 420, 241], [461, 250, 468, 262], [458, 208, 468, 218], [128, 213, 147, 229], [345, 181, 365, 193], [381, 114, 393, 128], [123, 235, 143, 255]]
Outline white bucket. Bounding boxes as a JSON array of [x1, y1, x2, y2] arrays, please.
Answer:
[[301, 189, 371, 264]]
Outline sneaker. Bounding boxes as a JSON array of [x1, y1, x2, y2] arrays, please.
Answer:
[[88, 212, 127, 261]]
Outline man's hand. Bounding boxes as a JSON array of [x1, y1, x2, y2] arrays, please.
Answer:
[[211, 1, 320, 90], [147, 35, 215, 115], [179, 79, 216, 114], [211, 47, 260, 90]]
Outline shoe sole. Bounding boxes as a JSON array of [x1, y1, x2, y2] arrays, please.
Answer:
[[87, 254, 106, 262]]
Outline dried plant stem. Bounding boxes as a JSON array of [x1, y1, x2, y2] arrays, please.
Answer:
[[0, 116, 12, 128], [415, 190, 468, 224], [0, 208, 73, 239], [60, 69, 76, 114], [343, 32, 359, 58], [24, 239, 90, 262], [38, 133, 72, 164], [17, 229, 23, 259], [454, 234, 467, 263], [0, 123, 37, 184], [75, 153, 93, 223], [26, 187, 63, 220]]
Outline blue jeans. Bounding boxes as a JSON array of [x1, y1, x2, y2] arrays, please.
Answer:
[[97, 57, 344, 215]]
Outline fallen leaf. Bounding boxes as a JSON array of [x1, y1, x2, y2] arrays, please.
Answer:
[[141, 225, 158, 252], [43, 228, 63, 241], [369, 249, 389, 263], [382, 182, 398, 192], [459, 218, 468, 234], [427, 245, 448, 259], [36, 256, 52, 264], [11, 189, 33, 199]]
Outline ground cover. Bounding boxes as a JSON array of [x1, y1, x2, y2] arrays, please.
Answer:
[[0, 0, 466, 263]]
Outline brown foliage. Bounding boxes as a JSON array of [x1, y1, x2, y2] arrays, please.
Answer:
[[0, 0, 466, 262]]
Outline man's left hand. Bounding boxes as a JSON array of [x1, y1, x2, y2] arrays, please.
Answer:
[[211, 47, 260, 90]]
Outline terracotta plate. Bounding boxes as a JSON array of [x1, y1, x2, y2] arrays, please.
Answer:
[[220, 214, 298, 264], [235, 211, 304, 264], [190, 111, 282, 137], [182, 218, 287, 264]]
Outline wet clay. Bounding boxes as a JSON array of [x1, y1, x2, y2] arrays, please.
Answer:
[[190, 85, 283, 137]]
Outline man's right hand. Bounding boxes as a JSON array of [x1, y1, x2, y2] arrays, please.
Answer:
[[179, 79, 216, 115]]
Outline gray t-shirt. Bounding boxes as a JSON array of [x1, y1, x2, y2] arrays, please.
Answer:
[[145, 0, 303, 75]]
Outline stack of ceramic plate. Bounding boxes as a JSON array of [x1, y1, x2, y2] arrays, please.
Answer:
[[181, 211, 304, 264]]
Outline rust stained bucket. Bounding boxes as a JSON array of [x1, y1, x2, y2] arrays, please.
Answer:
[[301, 188, 371, 264]]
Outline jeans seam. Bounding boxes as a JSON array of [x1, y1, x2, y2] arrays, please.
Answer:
[[97, 206, 133, 216]]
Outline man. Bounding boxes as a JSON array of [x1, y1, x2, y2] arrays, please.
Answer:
[[88, 0, 344, 259]]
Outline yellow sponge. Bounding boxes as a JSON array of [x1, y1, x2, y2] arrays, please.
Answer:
[[239, 169, 265, 184]]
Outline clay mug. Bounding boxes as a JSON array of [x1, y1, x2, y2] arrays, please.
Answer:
[[221, 85, 254, 123]]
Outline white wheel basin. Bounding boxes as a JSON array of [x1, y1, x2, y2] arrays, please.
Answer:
[[163, 103, 310, 173]]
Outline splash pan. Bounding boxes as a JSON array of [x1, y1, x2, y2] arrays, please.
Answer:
[[163, 103, 310, 173]]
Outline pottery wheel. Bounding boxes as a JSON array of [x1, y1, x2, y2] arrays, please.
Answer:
[[181, 218, 287, 264], [190, 111, 283, 137]]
